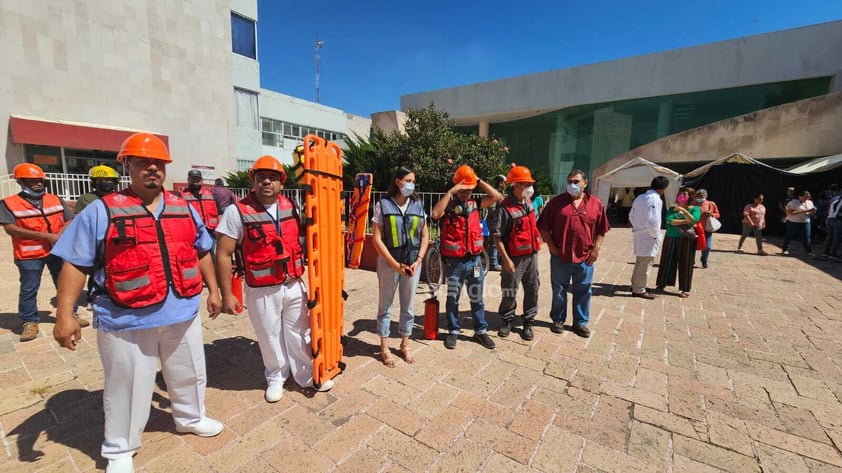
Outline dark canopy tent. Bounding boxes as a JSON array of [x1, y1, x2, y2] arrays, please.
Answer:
[[681, 153, 842, 235]]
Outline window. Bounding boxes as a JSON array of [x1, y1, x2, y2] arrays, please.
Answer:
[[262, 118, 282, 146], [235, 88, 259, 129], [231, 13, 256, 59]]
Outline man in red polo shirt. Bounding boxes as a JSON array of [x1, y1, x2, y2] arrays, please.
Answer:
[[537, 169, 609, 338]]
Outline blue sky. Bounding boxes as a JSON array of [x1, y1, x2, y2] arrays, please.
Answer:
[[257, 0, 841, 118]]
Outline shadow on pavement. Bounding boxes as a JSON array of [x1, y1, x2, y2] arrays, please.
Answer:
[[0, 311, 54, 334], [7, 389, 171, 471]]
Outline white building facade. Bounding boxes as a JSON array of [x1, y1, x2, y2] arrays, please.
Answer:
[[1, 0, 370, 196]]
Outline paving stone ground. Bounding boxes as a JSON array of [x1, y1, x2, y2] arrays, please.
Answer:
[[1, 228, 841, 472]]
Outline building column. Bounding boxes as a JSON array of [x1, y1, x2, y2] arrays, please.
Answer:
[[656, 101, 673, 139], [478, 121, 489, 138]]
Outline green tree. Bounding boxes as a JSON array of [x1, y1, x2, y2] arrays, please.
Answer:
[[342, 130, 398, 191], [342, 104, 509, 193], [223, 170, 251, 189]]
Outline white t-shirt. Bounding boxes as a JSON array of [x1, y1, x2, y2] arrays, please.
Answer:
[[785, 199, 815, 223], [216, 201, 279, 242]]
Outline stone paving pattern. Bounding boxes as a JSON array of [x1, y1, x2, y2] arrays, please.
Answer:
[[1, 228, 841, 472]]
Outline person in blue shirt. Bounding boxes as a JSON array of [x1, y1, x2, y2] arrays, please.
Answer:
[[52, 133, 223, 473]]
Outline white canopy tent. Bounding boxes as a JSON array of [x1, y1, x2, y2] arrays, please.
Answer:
[[681, 152, 787, 179], [786, 154, 842, 174], [594, 157, 681, 206]]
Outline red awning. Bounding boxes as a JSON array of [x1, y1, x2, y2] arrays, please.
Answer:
[[9, 116, 168, 151]]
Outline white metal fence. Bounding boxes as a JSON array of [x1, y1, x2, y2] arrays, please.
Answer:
[[2, 174, 523, 234]]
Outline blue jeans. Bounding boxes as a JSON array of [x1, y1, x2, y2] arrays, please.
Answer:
[[375, 256, 422, 337], [489, 245, 499, 267], [549, 256, 593, 327], [444, 255, 487, 334], [782, 221, 811, 253], [825, 218, 841, 256], [15, 255, 63, 323], [700, 231, 713, 266]]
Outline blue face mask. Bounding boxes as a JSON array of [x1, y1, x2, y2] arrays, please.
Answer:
[[400, 182, 415, 197], [566, 183, 581, 197]]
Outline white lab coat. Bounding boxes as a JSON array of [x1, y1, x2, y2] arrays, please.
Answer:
[[629, 190, 663, 257]]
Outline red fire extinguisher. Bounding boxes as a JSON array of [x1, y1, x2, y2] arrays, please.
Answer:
[[231, 272, 244, 314], [424, 296, 439, 340]]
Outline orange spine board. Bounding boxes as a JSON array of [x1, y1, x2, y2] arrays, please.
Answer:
[[346, 173, 372, 269], [295, 135, 345, 387]]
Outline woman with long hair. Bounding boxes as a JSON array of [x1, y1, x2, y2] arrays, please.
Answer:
[[370, 166, 429, 366], [655, 187, 700, 298]]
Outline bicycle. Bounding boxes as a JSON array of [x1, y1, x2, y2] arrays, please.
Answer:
[[424, 222, 489, 294]]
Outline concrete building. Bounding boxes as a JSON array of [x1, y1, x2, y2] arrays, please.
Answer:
[[402, 20, 842, 191], [0, 0, 370, 195]]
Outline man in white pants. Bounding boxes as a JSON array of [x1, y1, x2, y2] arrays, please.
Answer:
[[52, 133, 223, 473], [216, 155, 333, 403], [629, 176, 669, 299]]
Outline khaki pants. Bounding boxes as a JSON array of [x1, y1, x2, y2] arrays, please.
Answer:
[[631, 256, 655, 294]]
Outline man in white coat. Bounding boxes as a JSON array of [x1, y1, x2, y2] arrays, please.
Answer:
[[629, 176, 670, 299]]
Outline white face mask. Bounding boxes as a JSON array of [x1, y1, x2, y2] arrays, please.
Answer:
[[567, 183, 582, 197], [400, 182, 415, 197], [521, 186, 535, 199]]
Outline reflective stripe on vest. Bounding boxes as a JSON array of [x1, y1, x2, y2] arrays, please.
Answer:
[[502, 195, 541, 257], [3, 193, 66, 260], [379, 198, 425, 264], [182, 189, 220, 230], [440, 199, 484, 257], [236, 193, 305, 287], [100, 190, 203, 308]]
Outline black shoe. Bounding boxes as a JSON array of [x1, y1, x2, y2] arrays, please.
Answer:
[[474, 333, 496, 349], [521, 322, 534, 341], [632, 291, 656, 300], [444, 334, 458, 349], [572, 325, 591, 338], [550, 322, 564, 334], [701, 262, 708, 268], [498, 321, 512, 338]]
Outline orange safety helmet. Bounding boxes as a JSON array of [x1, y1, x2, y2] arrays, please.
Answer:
[[506, 165, 534, 184], [13, 163, 46, 180], [451, 164, 478, 188], [249, 155, 287, 181], [117, 133, 171, 163]]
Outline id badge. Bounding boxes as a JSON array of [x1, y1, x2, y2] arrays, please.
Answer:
[[473, 263, 480, 279]]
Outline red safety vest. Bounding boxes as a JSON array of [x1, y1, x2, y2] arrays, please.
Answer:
[[441, 198, 484, 257], [501, 195, 541, 256], [236, 193, 305, 287], [3, 193, 66, 260], [182, 188, 220, 230], [100, 190, 204, 308]]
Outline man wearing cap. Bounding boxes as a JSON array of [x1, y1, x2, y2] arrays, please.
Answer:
[[493, 166, 541, 341], [1, 163, 75, 341], [431, 165, 503, 350], [216, 154, 334, 402], [52, 133, 223, 473], [76, 165, 120, 214], [182, 170, 222, 238]]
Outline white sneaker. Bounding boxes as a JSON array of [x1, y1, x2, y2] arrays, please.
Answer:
[[175, 417, 223, 437], [106, 457, 134, 473], [312, 379, 334, 392], [265, 385, 284, 403]]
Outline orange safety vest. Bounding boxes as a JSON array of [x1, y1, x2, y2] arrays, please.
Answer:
[[501, 195, 541, 256], [181, 188, 220, 230], [236, 193, 305, 287], [441, 198, 484, 258], [4, 193, 66, 260], [100, 190, 204, 308]]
